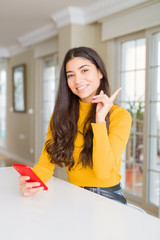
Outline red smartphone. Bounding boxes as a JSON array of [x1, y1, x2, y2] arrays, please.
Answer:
[[13, 164, 48, 190]]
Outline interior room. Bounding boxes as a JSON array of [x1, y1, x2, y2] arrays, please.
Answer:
[[0, 0, 160, 219]]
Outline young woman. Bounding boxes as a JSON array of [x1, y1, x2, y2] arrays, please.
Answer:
[[19, 46, 132, 204]]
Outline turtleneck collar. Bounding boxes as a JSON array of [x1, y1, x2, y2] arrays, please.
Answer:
[[79, 100, 92, 113]]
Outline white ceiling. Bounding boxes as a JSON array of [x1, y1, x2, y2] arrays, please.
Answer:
[[0, 0, 150, 54], [0, 0, 97, 48]]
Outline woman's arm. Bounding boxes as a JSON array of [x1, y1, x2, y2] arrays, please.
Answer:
[[91, 106, 132, 179]]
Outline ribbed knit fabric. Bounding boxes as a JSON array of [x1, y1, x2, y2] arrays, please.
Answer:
[[33, 101, 132, 187]]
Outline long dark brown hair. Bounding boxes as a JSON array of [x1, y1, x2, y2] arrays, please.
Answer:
[[46, 46, 111, 170]]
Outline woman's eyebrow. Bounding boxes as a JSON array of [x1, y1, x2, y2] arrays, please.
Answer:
[[66, 64, 90, 74], [79, 64, 90, 69], [66, 70, 73, 74]]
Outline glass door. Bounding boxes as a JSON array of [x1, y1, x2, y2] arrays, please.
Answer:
[[117, 27, 160, 216], [148, 31, 160, 207], [119, 37, 146, 199]]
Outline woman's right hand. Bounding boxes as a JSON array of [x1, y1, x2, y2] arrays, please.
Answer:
[[19, 176, 44, 197]]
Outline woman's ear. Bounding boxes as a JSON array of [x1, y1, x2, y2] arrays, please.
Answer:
[[98, 70, 103, 80]]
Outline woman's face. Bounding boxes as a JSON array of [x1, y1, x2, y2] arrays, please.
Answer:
[[66, 57, 103, 103]]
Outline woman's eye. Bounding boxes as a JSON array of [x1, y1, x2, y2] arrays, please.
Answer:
[[82, 69, 88, 73], [67, 74, 73, 78]]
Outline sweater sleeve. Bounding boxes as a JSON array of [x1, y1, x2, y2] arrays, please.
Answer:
[[91, 107, 132, 180], [32, 120, 55, 183]]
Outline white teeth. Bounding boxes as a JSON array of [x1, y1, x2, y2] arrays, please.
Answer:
[[77, 85, 87, 90]]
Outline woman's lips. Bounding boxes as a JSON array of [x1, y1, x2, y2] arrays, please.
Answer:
[[77, 84, 88, 92]]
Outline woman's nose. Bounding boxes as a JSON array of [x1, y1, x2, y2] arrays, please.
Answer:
[[75, 74, 83, 84]]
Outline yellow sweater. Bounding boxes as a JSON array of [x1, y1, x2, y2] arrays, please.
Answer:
[[33, 101, 132, 187]]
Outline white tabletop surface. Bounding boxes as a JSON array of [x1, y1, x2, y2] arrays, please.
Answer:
[[0, 167, 160, 240]]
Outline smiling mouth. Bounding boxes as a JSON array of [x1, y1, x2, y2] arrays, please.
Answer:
[[77, 84, 88, 91]]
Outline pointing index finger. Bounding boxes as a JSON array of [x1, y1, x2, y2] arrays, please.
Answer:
[[110, 88, 122, 101]]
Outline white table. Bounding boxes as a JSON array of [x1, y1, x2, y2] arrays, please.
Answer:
[[0, 167, 160, 240]]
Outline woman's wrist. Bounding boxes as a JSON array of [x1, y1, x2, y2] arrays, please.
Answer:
[[96, 117, 105, 123]]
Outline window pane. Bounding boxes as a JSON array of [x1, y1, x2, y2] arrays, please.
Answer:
[[42, 59, 57, 124], [124, 101, 144, 133], [126, 134, 144, 164], [149, 102, 160, 136], [43, 80, 55, 102], [136, 38, 146, 69], [149, 137, 160, 171], [135, 70, 145, 101], [151, 32, 160, 66], [121, 40, 135, 71], [121, 38, 146, 71], [43, 102, 54, 122], [148, 171, 160, 206], [0, 68, 7, 145], [121, 72, 135, 101], [126, 135, 134, 162], [44, 66, 55, 82], [150, 68, 160, 101], [125, 164, 143, 196]]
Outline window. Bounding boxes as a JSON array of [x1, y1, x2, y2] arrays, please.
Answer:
[[120, 37, 146, 197], [0, 60, 7, 146], [39, 55, 59, 151], [116, 26, 160, 216], [148, 31, 160, 206]]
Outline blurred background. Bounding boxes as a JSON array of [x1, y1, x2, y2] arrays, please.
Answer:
[[0, 0, 160, 217]]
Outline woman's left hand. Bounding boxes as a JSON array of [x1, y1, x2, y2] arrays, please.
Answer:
[[92, 88, 122, 123]]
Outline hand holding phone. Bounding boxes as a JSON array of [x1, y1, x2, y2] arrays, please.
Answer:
[[13, 164, 48, 196]]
